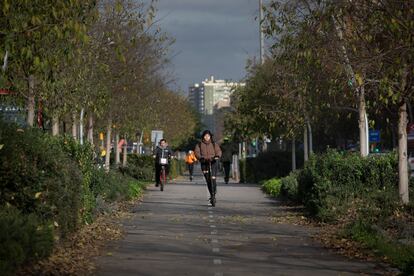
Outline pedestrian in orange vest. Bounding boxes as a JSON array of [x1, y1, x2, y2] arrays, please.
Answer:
[[185, 150, 197, 181]]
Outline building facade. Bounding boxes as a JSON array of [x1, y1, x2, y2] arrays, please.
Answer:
[[188, 76, 245, 141], [188, 83, 204, 114]]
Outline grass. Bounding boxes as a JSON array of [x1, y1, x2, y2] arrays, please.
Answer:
[[345, 220, 414, 275]]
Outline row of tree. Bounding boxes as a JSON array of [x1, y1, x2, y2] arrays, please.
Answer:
[[226, 0, 413, 203], [1, 0, 199, 169]]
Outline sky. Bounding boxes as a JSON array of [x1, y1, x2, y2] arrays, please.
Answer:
[[155, 0, 262, 93]]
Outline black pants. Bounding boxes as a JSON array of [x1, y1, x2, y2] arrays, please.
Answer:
[[201, 161, 218, 198], [155, 164, 169, 184], [222, 161, 231, 183], [187, 163, 194, 177]]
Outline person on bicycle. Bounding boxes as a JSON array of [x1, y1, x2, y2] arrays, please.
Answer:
[[153, 139, 171, 187], [194, 130, 222, 205]]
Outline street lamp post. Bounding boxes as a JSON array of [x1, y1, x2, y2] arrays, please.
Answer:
[[259, 0, 265, 65]]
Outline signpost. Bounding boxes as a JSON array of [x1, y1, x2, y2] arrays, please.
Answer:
[[151, 130, 163, 146], [369, 130, 381, 153]]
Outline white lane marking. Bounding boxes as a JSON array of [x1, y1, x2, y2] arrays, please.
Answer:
[[210, 225, 216, 228], [212, 239, 218, 243], [213, 259, 222, 265], [211, 230, 217, 235], [209, 219, 214, 223], [209, 215, 214, 218], [213, 248, 220, 253]]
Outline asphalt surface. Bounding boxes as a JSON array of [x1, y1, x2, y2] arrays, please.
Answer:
[[95, 166, 389, 276]]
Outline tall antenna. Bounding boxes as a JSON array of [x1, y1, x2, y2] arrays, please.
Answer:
[[259, 0, 265, 65]]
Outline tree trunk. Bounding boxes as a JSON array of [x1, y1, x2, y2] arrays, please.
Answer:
[[398, 103, 410, 204], [115, 133, 120, 166], [72, 113, 77, 140], [26, 75, 35, 127], [52, 115, 59, 136], [358, 87, 368, 157], [332, 15, 369, 157], [137, 131, 143, 154], [105, 118, 112, 172], [79, 108, 84, 145], [292, 137, 296, 171], [122, 136, 128, 167], [304, 125, 309, 162], [307, 121, 313, 155], [87, 115, 94, 145], [262, 135, 268, 152]]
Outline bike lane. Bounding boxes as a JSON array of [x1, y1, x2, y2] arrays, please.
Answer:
[[95, 168, 391, 276]]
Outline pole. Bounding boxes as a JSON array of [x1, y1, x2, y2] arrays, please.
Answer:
[[242, 141, 247, 184], [259, 0, 265, 65], [292, 137, 296, 171], [365, 112, 369, 155]]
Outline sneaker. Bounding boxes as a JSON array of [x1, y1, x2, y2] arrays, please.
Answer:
[[155, 183, 159, 187], [210, 197, 216, 207]]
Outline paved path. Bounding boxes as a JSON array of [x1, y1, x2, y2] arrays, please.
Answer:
[[96, 167, 388, 276]]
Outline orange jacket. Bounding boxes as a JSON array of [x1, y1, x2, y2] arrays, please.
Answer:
[[185, 152, 197, 164]]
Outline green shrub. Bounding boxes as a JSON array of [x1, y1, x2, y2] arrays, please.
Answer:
[[90, 169, 145, 203], [0, 207, 54, 276], [121, 155, 186, 181], [90, 168, 109, 198], [240, 151, 303, 183], [279, 149, 413, 271], [121, 154, 154, 181], [297, 150, 399, 222], [280, 170, 300, 201], [169, 158, 186, 179], [0, 121, 83, 237], [52, 135, 96, 223], [262, 178, 282, 197], [127, 181, 144, 199]]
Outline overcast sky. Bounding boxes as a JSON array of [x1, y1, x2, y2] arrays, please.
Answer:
[[155, 0, 261, 92]]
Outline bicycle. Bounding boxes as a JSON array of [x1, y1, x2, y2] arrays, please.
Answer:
[[160, 164, 167, 191], [159, 157, 168, 192]]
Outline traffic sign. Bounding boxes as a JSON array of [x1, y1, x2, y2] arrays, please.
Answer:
[[369, 130, 380, 143]]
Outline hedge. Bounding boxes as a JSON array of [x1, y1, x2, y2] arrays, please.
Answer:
[[121, 154, 186, 181], [261, 150, 414, 274], [240, 151, 303, 183], [0, 122, 83, 237], [0, 207, 54, 276], [297, 150, 400, 222], [0, 121, 148, 274]]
